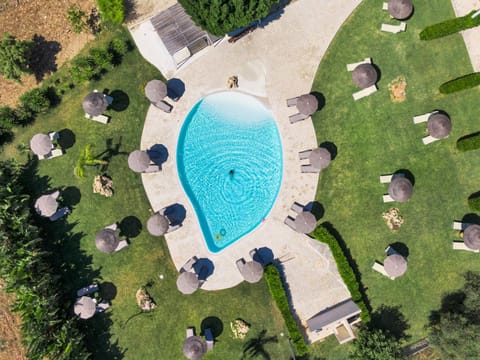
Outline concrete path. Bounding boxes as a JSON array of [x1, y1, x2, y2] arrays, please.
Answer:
[[131, 0, 361, 342]]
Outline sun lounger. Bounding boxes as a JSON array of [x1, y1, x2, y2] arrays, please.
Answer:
[[422, 135, 439, 145], [48, 131, 60, 141], [289, 113, 309, 124], [372, 261, 392, 278], [453, 221, 471, 231], [38, 148, 64, 160], [385, 246, 399, 256], [143, 164, 161, 173], [380, 174, 393, 183], [105, 223, 118, 231], [77, 284, 99, 297], [95, 301, 110, 313], [353, 85, 377, 101], [382, 2, 388, 10], [205, 328, 214, 350], [167, 224, 181, 233], [284, 216, 296, 231], [381, 22, 407, 34], [186, 328, 194, 338], [105, 95, 113, 105], [49, 206, 70, 221], [383, 194, 394, 203], [452, 241, 479, 252], [236, 258, 246, 271], [346, 58, 372, 71], [85, 113, 110, 124], [299, 150, 312, 160], [301, 164, 319, 173], [153, 100, 173, 113], [413, 111, 437, 124], [115, 240, 129, 252], [286, 97, 299, 107], [180, 256, 198, 273], [291, 202, 304, 214]]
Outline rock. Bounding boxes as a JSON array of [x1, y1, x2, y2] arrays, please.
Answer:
[[93, 175, 114, 197], [230, 318, 250, 339], [382, 207, 404, 231], [136, 288, 156, 311], [227, 76, 239, 89]]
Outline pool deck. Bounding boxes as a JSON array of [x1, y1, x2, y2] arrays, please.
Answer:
[[451, 0, 480, 72], [132, 0, 362, 342]]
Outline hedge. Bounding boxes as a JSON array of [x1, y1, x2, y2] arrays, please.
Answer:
[[264, 265, 309, 356], [310, 226, 370, 322], [439, 72, 480, 94], [456, 132, 480, 152], [97, 0, 125, 23], [419, 10, 480, 40]]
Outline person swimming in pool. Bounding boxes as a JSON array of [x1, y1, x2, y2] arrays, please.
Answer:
[[229, 169, 234, 177]]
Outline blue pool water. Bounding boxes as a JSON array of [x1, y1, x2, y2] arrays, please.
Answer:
[[177, 91, 283, 253]]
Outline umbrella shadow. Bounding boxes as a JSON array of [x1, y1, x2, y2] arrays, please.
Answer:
[[100, 281, 117, 301], [119, 216, 142, 238], [462, 213, 480, 225], [166, 78, 185, 101], [371, 63, 382, 84], [147, 144, 169, 166], [107, 90, 130, 112], [304, 201, 325, 220], [164, 203, 186, 226], [310, 91, 326, 112], [387, 242, 409, 258], [252, 247, 274, 266], [194, 258, 215, 281], [57, 129, 76, 149], [61, 186, 81, 208], [200, 316, 223, 337], [395, 169, 415, 186], [318, 141, 337, 160]]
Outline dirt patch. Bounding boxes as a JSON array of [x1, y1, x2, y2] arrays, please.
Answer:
[[125, 0, 176, 26], [388, 76, 407, 103], [0, 281, 26, 360], [0, 0, 96, 107]]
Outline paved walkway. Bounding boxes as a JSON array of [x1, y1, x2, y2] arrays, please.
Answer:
[[131, 0, 361, 342]]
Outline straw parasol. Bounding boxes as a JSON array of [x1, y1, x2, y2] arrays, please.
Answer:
[[309, 148, 331, 170], [30, 134, 53, 156], [427, 113, 451, 139], [95, 229, 120, 253], [128, 150, 151, 173], [183, 336, 207, 360], [463, 224, 480, 250], [82, 92, 108, 116], [388, 0, 413, 20], [296, 94, 318, 116], [74, 296, 96, 319], [34, 194, 58, 217], [145, 80, 167, 104], [384, 254, 407, 278], [352, 64, 378, 88], [294, 211, 317, 233], [239, 260, 263, 283], [146, 213, 169, 236], [388, 177, 413, 202], [176, 272, 199, 294]]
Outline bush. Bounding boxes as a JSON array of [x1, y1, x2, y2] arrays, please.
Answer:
[[420, 10, 480, 40], [0, 33, 33, 82], [19, 88, 51, 114], [469, 196, 480, 212], [89, 46, 113, 69], [264, 265, 309, 356], [0, 106, 16, 130], [456, 132, 480, 152], [67, 5, 87, 33], [439, 72, 480, 94], [109, 38, 129, 56], [70, 56, 98, 83], [97, 0, 125, 23], [310, 225, 370, 322], [14, 106, 34, 125]]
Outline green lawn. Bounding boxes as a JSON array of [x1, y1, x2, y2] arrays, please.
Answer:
[[0, 26, 291, 359], [311, 0, 480, 344]]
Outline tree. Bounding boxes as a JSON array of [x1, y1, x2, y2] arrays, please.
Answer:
[[350, 328, 405, 360], [0, 33, 32, 82], [66, 5, 88, 34], [74, 144, 108, 178], [178, 0, 282, 36]]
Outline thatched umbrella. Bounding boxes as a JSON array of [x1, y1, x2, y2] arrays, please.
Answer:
[[95, 228, 120, 253], [464, 224, 480, 250], [294, 211, 317, 233], [146, 213, 169, 236], [34, 194, 59, 217], [128, 150, 150, 173], [388, 0, 413, 20], [296, 94, 318, 116], [145, 80, 167, 104], [239, 260, 263, 283], [183, 336, 207, 360], [427, 113, 451, 139], [30, 134, 53, 156], [309, 148, 331, 170], [352, 64, 378, 88], [177, 272, 199, 294], [83, 92, 108, 116], [388, 177, 413, 202], [384, 254, 407, 278], [74, 296, 96, 319]]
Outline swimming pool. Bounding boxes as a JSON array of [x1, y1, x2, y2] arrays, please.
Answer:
[[177, 91, 283, 253]]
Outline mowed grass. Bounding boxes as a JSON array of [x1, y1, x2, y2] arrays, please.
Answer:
[[0, 26, 290, 359], [311, 0, 480, 342]]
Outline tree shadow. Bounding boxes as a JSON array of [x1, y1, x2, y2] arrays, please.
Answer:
[[107, 90, 130, 112], [200, 316, 224, 337], [82, 311, 126, 359], [458, 131, 480, 143], [305, 201, 325, 220], [242, 329, 278, 360], [369, 305, 410, 341], [100, 281, 117, 301], [319, 141, 337, 160], [98, 137, 129, 172], [163, 203, 186, 226], [166, 78, 185, 101], [462, 213, 480, 225], [61, 186, 81, 208], [468, 191, 480, 201], [428, 290, 466, 325], [29, 34, 61, 83], [195, 258, 215, 281], [388, 242, 409, 258], [57, 129, 76, 149], [123, 0, 138, 23], [395, 169, 415, 186], [119, 216, 142, 238], [311, 91, 326, 112], [147, 144, 169, 166]]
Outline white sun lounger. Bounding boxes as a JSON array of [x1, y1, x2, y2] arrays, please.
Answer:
[[95, 301, 110, 313], [422, 135, 439, 145], [381, 22, 407, 34], [284, 216, 296, 231], [372, 261, 392, 278], [48, 131, 60, 141], [382, 2, 388, 10], [452, 241, 479, 252], [383, 194, 394, 203], [114, 240, 129, 252], [413, 111, 437, 124], [153, 100, 173, 113], [38, 148, 64, 160], [289, 113, 309, 124], [105, 223, 118, 231], [77, 284, 99, 297], [186, 328, 194, 338], [353, 85, 378, 101], [286, 97, 299, 107], [167, 224, 181, 233], [452, 221, 471, 231], [346, 58, 372, 71], [180, 256, 198, 273], [301, 164, 319, 173], [380, 174, 393, 183], [143, 164, 161, 173], [299, 150, 312, 160], [291, 202, 304, 214], [85, 113, 110, 124]]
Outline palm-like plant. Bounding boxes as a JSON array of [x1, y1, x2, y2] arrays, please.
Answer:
[[74, 144, 108, 178]]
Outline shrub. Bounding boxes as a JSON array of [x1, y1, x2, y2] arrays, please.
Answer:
[[469, 196, 480, 212], [19, 88, 51, 114], [109, 38, 129, 56], [456, 132, 480, 152], [13, 106, 34, 125], [420, 10, 480, 40], [264, 265, 309, 356], [70, 56, 98, 83], [67, 5, 87, 33], [97, 0, 125, 23], [311, 225, 370, 322], [89, 46, 113, 69], [0, 33, 32, 82], [0, 106, 16, 130], [439, 72, 480, 94]]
